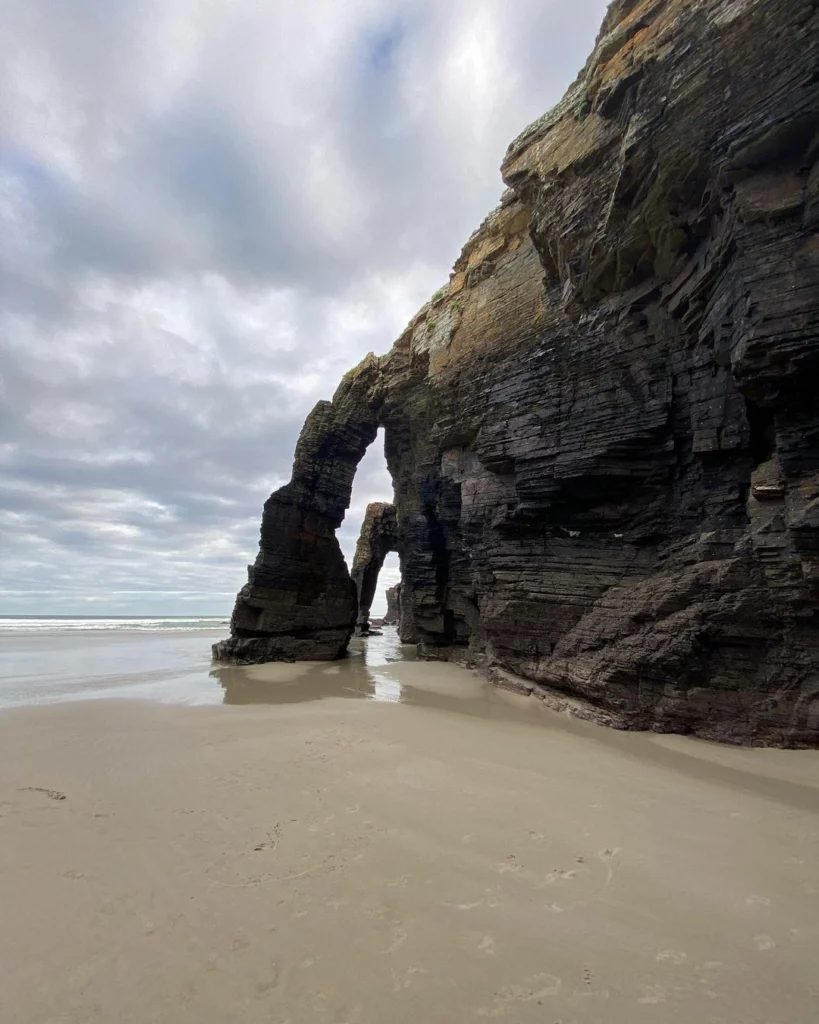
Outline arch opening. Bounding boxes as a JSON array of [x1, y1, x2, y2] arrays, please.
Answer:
[[343, 428, 401, 635], [213, 361, 412, 664], [340, 428, 395, 568], [374, 552, 400, 620], [213, 351, 444, 666], [351, 502, 397, 635]]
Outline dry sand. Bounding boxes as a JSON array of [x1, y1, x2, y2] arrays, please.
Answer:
[[2, 659, 818, 1024]]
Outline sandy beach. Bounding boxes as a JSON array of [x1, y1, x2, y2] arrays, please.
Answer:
[[2, 648, 819, 1024]]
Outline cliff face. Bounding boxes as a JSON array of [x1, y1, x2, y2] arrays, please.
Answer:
[[216, 0, 819, 745]]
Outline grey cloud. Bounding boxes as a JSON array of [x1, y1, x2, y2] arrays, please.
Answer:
[[0, 0, 609, 614]]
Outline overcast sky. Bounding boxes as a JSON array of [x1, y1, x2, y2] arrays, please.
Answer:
[[0, 0, 608, 617]]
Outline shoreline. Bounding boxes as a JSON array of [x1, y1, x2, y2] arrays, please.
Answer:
[[2, 669, 818, 1023]]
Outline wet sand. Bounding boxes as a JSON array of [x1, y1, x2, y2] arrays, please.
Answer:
[[2, 655, 819, 1023], [0, 626, 229, 708]]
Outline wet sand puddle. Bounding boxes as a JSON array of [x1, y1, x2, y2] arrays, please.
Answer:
[[210, 636, 819, 816], [210, 628, 414, 706], [209, 627, 539, 724]]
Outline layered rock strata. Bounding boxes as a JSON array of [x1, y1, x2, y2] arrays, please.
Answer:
[[211, 358, 383, 664], [216, 0, 819, 745], [351, 503, 398, 634], [383, 585, 400, 626]]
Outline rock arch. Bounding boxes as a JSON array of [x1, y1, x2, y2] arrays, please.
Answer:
[[212, 355, 386, 664], [213, 0, 819, 745], [213, 330, 448, 665], [351, 503, 398, 635]]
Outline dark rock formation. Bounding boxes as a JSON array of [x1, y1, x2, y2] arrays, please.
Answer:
[[352, 503, 397, 634], [383, 585, 400, 625], [380, 583, 418, 641], [212, 356, 384, 663], [216, 0, 819, 745]]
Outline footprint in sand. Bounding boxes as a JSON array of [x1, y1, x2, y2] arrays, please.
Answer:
[[496, 864, 519, 875], [384, 926, 408, 954], [745, 894, 770, 906], [330, 1002, 364, 1023], [698, 961, 726, 975], [638, 984, 667, 1004], [541, 868, 576, 886], [476, 972, 562, 1016], [599, 846, 621, 887], [255, 962, 280, 995], [391, 966, 427, 993], [656, 950, 687, 965], [362, 902, 389, 920], [254, 827, 281, 852], [454, 891, 501, 911], [754, 933, 776, 951], [19, 787, 66, 801], [496, 856, 522, 875]]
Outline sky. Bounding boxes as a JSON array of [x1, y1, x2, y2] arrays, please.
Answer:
[[0, 0, 609, 617]]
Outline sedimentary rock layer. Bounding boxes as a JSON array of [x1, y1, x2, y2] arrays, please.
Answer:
[[383, 585, 400, 626], [217, 0, 819, 745], [212, 357, 383, 664], [351, 503, 397, 634]]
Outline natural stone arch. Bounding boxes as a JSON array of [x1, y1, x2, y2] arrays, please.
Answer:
[[351, 503, 397, 635], [213, 356, 385, 664], [214, 331, 442, 666], [214, 0, 819, 746]]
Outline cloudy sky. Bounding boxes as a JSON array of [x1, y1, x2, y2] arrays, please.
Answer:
[[0, 0, 608, 617]]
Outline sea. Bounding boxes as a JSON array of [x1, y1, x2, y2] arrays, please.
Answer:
[[0, 615, 229, 634], [0, 616, 406, 709]]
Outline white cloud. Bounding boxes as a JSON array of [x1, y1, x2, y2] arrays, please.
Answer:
[[0, 0, 609, 614]]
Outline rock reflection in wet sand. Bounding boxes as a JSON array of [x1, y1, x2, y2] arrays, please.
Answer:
[[210, 627, 414, 706]]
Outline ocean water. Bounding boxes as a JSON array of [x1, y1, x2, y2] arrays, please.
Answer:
[[0, 615, 229, 634], [0, 616, 409, 709]]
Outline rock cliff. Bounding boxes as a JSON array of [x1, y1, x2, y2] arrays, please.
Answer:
[[215, 0, 819, 746]]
